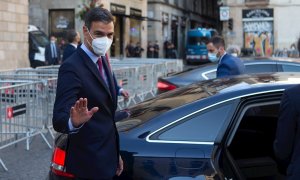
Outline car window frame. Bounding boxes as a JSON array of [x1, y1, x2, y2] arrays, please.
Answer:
[[202, 69, 217, 80], [224, 93, 283, 147], [147, 99, 239, 145]]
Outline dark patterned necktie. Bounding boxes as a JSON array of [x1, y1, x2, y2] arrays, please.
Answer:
[[97, 58, 104, 79]]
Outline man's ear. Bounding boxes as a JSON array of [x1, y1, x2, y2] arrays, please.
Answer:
[[83, 26, 88, 33], [220, 46, 225, 52]]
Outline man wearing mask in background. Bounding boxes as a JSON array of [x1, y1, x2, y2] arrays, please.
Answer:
[[206, 36, 245, 78], [45, 35, 61, 65], [52, 7, 128, 179], [62, 29, 81, 62]]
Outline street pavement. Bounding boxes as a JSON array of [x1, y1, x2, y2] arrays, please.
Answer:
[[0, 134, 53, 180]]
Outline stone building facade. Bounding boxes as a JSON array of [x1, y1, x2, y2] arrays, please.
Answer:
[[223, 0, 300, 56], [147, 0, 220, 58], [29, 0, 148, 58], [0, 0, 29, 70]]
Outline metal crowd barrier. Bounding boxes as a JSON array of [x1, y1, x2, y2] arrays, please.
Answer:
[[0, 72, 58, 139], [0, 81, 52, 171]]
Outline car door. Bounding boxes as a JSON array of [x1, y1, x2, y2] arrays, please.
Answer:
[[144, 100, 238, 179], [216, 91, 284, 180]]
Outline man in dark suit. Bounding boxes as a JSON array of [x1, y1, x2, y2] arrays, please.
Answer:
[[274, 84, 300, 179], [62, 30, 81, 62], [45, 35, 61, 65], [206, 36, 245, 78], [52, 7, 127, 179]]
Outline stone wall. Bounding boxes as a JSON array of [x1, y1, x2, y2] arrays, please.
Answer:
[[0, 0, 29, 70]]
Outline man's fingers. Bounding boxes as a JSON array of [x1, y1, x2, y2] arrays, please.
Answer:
[[70, 107, 74, 116], [83, 98, 87, 108], [89, 107, 99, 115], [78, 98, 84, 108], [74, 100, 79, 110]]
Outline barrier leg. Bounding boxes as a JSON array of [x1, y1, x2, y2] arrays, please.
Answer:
[[40, 132, 52, 149], [26, 131, 30, 151], [0, 158, 8, 171], [48, 127, 55, 139]]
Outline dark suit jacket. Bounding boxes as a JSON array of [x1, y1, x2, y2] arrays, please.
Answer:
[[52, 47, 119, 179], [274, 85, 300, 179], [45, 43, 61, 65], [217, 54, 245, 78], [62, 44, 77, 62]]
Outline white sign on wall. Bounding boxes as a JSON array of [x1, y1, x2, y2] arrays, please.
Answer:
[[220, 6, 230, 21]]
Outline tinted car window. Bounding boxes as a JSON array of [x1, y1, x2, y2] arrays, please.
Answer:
[[245, 64, 277, 74], [281, 64, 300, 72], [157, 102, 233, 142]]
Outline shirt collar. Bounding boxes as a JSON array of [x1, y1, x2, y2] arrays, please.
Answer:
[[70, 43, 77, 48], [219, 52, 227, 64], [80, 43, 99, 64]]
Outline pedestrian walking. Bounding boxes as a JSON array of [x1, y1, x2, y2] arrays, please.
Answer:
[[51, 7, 129, 179], [62, 29, 81, 62], [206, 36, 245, 78], [45, 35, 61, 65]]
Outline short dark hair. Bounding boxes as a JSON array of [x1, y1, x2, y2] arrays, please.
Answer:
[[84, 7, 114, 30], [66, 29, 77, 43], [208, 36, 225, 49]]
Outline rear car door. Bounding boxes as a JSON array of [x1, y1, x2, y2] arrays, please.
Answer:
[[145, 100, 238, 179]]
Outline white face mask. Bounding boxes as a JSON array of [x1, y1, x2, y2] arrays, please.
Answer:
[[231, 53, 238, 57], [87, 30, 113, 56]]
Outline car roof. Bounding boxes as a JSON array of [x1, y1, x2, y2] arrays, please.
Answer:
[[118, 72, 300, 132], [163, 58, 300, 81]]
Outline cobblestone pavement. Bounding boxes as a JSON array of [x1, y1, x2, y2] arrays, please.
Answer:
[[0, 134, 53, 180]]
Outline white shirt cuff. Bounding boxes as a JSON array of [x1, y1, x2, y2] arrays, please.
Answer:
[[68, 118, 84, 132], [119, 88, 124, 95]]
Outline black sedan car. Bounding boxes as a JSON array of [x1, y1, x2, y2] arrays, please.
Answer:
[[115, 73, 300, 180], [49, 73, 300, 180], [157, 59, 300, 94]]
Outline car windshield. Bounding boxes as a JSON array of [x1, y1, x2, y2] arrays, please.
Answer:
[[188, 36, 208, 46], [30, 31, 49, 47]]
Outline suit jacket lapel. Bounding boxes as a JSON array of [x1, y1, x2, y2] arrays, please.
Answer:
[[77, 48, 113, 101]]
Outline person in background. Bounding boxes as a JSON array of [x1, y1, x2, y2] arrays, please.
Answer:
[[125, 40, 135, 57], [226, 45, 240, 57], [133, 42, 144, 57], [166, 41, 177, 59], [147, 41, 155, 58], [154, 40, 160, 58], [62, 30, 81, 62], [206, 36, 245, 78], [45, 35, 61, 65]]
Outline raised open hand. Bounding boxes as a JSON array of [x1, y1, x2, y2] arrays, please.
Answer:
[[70, 98, 99, 127]]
